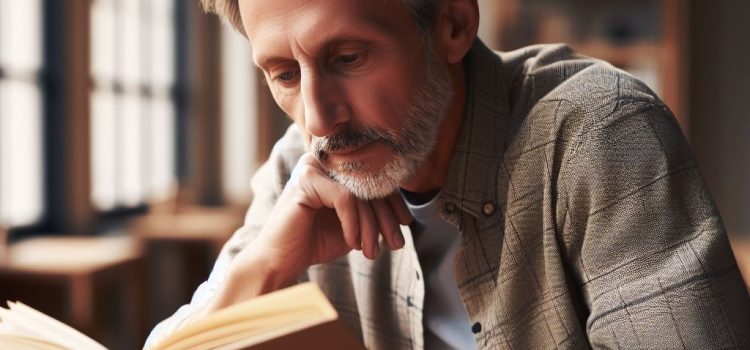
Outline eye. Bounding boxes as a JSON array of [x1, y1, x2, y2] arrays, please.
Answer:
[[337, 53, 360, 65], [275, 70, 300, 82]]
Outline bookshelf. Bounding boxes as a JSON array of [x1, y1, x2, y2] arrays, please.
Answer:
[[487, 0, 689, 135]]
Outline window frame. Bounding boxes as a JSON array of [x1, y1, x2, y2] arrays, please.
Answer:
[[0, 0, 50, 238]]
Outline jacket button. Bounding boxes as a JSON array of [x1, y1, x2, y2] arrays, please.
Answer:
[[406, 296, 415, 307], [444, 203, 456, 213], [482, 202, 495, 216], [472, 322, 482, 334]]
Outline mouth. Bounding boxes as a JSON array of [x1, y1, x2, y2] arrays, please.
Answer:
[[325, 140, 376, 157]]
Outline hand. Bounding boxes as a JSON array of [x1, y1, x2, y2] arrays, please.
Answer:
[[207, 153, 412, 312], [255, 152, 412, 266]]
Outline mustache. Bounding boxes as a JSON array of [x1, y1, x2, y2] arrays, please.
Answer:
[[311, 127, 394, 161]]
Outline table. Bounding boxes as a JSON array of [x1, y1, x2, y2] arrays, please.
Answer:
[[0, 235, 145, 350], [130, 206, 245, 331]]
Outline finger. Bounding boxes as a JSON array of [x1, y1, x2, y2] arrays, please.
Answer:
[[386, 192, 413, 225], [291, 153, 350, 209], [288, 153, 320, 188], [370, 199, 403, 250], [333, 192, 361, 251], [306, 172, 361, 251], [288, 154, 339, 209], [290, 154, 362, 250], [356, 200, 379, 260]]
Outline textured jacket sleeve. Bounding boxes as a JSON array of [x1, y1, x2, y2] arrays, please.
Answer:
[[144, 125, 306, 349], [560, 95, 750, 348]]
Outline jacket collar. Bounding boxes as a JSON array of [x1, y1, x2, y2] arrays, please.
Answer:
[[438, 39, 511, 230]]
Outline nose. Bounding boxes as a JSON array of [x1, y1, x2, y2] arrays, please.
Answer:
[[300, 69, 349, 137]]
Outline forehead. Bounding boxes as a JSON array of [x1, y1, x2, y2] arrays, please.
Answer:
[[238, 0, 417, 64]]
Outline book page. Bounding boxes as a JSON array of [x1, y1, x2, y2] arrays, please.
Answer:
[[0, 334, 68, 350], [155, 282, 338, 350], [0, 301, 106, 350], [167, 307, 325, 350]]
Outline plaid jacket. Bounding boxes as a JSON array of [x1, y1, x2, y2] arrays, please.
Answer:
[[147, 40, 750, 349]]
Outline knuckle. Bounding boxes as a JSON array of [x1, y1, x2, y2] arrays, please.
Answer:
[[345, 235, 357, 247], [364, 225, 378, 240], [292, 154, 322, 179], [392, 224, 401, 234], [299, 153, 319, 167], [298, 164, 318, 179], [339, 191, 355, 205]]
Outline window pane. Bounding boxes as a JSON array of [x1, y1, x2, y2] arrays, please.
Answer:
[[627, 60, 662, 96], [221, 25, 257, 203], [118, 0, 141, 87], [90, 0, 178, 211], [0, 81, 43, 226], [150, 0, 175, 88], [0, 0, 42, 73], [90, 91, 117, 210], [92, 93, 149, 209], [149, 96, 176, 200], [118, 94, 145, 207], [90, 0, 116, 83]]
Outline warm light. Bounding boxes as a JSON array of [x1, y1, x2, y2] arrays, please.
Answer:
[[0, 81, 44, 226], [90, 91, 117, 210], [89, 0, 177, 210], [149, 97, 176, 201], [119, 0, 142, 87], [150, 0, 176, 89], [118, 94, 145, 207], [90, 0, 115, 83], [221, 24, 258, 204], [0, 0, 44, 227], [0, 0, 42, 73]]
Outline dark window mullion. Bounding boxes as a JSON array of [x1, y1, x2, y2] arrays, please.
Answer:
[[41, 0, 60, 235], [112, 0, 123, 208], [174, 0, 188, 185], [5, 0, 64, 239]]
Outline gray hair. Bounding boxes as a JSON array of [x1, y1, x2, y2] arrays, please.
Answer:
[[200, 0, 442, 38]]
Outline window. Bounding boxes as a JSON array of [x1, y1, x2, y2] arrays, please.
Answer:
[[90, 0, 177, 211], [0, 0, 45, 227], [221, 24, 258, 204]]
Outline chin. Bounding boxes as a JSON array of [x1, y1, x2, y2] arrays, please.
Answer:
[[328, 159, 412, 200]]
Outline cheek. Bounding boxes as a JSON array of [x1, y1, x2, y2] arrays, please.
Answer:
[[347, 69, 419, 130], [272, 90, 306, 127], [271, 90, 295, 117], [270, 92, 316, 147], [270, 57, 421, 134]]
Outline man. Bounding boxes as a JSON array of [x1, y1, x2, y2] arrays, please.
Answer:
[[147, 0, 750, 348]]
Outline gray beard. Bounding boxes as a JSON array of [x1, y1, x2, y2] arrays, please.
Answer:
[[311, 45, 454, 200]]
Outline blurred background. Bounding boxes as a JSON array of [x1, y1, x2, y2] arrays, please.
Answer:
[[0, 0, 747, 349]]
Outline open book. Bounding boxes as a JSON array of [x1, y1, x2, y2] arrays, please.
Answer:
[[0, 282, 364, 350]]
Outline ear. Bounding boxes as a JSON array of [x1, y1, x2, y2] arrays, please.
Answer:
[[433, 0, 479, 64]]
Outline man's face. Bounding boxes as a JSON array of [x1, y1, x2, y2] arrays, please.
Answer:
[[239, 0, 453, 199]]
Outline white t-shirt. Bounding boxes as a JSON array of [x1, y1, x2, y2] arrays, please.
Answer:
[[404, 192, 477, 350]]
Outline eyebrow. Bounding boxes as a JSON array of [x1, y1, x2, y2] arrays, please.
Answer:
[[257, 57, 296, 72], [255, 24, 390, 72]]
